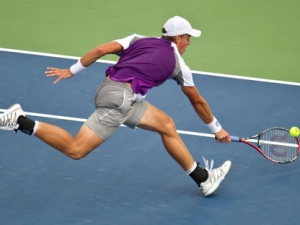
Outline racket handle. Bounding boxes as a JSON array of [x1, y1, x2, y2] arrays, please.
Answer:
[[230, 136, 240, 142]]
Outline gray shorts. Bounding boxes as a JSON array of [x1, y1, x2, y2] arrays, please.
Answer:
[[85, 79, 148, 141]]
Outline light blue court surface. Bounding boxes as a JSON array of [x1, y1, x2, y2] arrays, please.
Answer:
[[0, 50, 300, 225]]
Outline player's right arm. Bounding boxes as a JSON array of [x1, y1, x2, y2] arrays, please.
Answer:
[[181, 85, 230, 143]]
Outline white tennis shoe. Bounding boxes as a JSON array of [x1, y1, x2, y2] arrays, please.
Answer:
[[0, 104, 25, 131], [200, 157, 231, 196]]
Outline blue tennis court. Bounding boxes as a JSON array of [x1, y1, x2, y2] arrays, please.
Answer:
[[0, 49, 300, 225]]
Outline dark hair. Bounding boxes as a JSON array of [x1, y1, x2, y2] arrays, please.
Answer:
[[161, 28, 185, 41], [161, 28, 175, 41]]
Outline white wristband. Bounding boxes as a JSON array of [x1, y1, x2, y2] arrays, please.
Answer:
[[70, 59, 86, 75], [206, 117, 222, 133]]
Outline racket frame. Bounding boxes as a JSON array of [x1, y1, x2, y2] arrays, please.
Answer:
[[231, 127, 300, 164]]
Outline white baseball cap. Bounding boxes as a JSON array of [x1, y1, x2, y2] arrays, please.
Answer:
[[162, 16, 201, 37]]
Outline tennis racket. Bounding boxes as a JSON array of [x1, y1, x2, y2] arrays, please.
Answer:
[[230, 127, 300, 164]]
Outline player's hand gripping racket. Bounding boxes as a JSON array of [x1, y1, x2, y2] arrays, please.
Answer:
[[231, 127, 300, 164]]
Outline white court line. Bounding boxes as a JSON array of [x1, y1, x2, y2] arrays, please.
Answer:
[[1, 48, 299, 138], [1, 47, 300, 86], [0, 109, 298, 147], [0, 109, 215, 138]]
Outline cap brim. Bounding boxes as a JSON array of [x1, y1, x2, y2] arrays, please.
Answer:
[[188, 29, 201, 37]]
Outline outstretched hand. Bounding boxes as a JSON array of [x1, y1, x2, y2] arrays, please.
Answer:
[[45, 67, 74, 84]]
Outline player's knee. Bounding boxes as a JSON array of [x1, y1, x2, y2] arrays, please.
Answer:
[[65, 145, 89, 160], [69, 153, 85, 160], [160, 116, 177, 134]]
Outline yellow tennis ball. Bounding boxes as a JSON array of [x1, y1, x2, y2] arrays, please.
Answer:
[[289, 126, 300, 137]]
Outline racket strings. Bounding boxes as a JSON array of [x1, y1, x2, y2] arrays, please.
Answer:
[[259, 129, 298, 162]]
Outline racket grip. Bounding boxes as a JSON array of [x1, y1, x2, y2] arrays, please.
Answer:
[[230, 136, 240, 142]]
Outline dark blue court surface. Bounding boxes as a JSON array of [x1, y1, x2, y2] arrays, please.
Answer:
[[0, 50, 300, 225]]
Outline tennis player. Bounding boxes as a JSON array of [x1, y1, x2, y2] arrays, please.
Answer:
[[0, 16, 231, 196]]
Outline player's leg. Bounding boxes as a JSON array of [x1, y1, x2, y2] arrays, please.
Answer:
[[0, 104, 104, 159], [0, 79, 132, 160], [135, 103, 231, 196], [35, 122, 103, 159], [137, 103, 196, 171]]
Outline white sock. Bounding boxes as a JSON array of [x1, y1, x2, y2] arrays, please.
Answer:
[[32, 120, 39, 135], [186, 162, 197, 175]]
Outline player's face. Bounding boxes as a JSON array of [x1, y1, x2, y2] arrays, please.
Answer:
[[175, 34, 191, 55]]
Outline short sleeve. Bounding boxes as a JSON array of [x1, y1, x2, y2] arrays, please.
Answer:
[[114, 34, 145, 50], [180, 64, 194, 86], [170, 42, 195, 86]]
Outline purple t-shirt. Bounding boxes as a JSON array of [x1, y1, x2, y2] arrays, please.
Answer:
[[106, 34, 194, 97]]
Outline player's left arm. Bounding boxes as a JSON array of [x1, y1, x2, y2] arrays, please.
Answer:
[[79, 41, 124, 67], [45, 41, 123, 84], [181, 85, 230, 142]]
